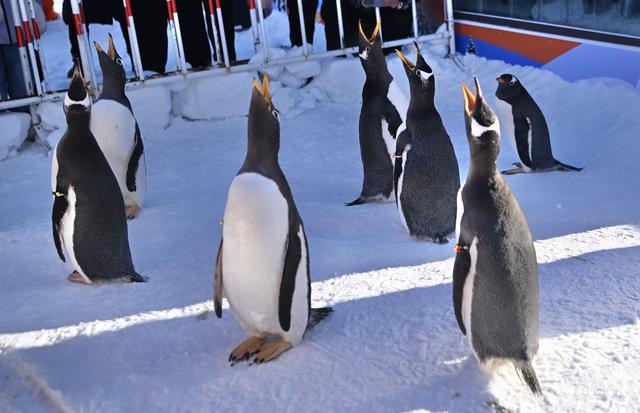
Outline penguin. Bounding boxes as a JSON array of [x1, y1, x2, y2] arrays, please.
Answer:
[[91, 34, 146, 219], [393, 45, 460, 243], [346, 20, 409, 206], [213, 74, 332, 364], [51, 66, 145, 285], [494, 73, 582, 174], [454, 77, 541, 395]]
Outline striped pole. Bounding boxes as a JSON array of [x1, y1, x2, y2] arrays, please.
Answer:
[[8, 0, 34, 95], [122, 0, 145, 80], [169, 0, 188, 74], [335, 0, 344, 50], [15, 0, 42, 95], [206, 0, 223, 65], [70, 0, 97, 93], [255, 0, 269, 62], [248, 0, 259, 51], [26, 0, 50, 92], [165, 0, 182, 72], [214, 0, 230, 68], [295, 0, 308, 56]]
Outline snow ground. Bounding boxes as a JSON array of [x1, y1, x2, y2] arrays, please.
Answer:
[[1, 15, 640, 413]]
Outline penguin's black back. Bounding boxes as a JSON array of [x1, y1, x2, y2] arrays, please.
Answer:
[[56, 125, 137, 280], [461, 174, 539, 361]]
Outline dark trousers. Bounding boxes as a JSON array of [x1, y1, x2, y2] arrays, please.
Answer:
[[131, 0, 168, 73], [0, 44, 27, 100], [321, 1, 413, 51], [287, 0, 318, 47]]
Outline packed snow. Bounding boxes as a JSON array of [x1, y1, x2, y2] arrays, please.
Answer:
[[1, 10, 640, 413]]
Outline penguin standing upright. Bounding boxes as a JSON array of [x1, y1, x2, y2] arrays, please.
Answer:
[[454, 77, 541, 395], [213, 75, 332, 364], [91, 35, 146, 219], [347, 20, 408, 206], [393, 46, 459, 243], [51, 66, 145, 284], [494, 73, 582, 174]]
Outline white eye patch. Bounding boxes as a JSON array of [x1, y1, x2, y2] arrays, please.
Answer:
[[359, 48, 369, 60], [509, 76, 517, 85], [417, 69, 432, 83], [271, 108, 279, 120], [116, 57, 123, 66]]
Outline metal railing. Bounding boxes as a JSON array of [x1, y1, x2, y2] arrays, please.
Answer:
[[0, 0, 456, 112]]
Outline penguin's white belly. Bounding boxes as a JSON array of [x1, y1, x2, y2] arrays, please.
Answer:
[[455, 187, 464, 240], [396, 145, 411, 233], [494, 98, 518, 160], [222, 173, 294, 338], [60, 186, 92, 284], [381, 119, 396, 164], [90, 100, 139, 204], [462, 236, 479, 359], [387, 80, 409, 123]]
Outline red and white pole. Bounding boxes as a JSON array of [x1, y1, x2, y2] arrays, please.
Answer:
[[8, 0, 34, 95], [25, 0, 50, 92], [206, 0, 223, 66], [70, 0, 97, 93], [168, 0, 187, 74], [248, 0, 259, 51], [214, 0, 230, 68], [16, 0, 42, 95], [165, 0, 182, 72], [122, 0, 145, 80]]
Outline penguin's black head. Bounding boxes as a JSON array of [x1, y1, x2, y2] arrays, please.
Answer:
[[495, 73, 524, 102], [64, 64, 91, 120], [357, 20, 385, 76], [396, 43, 435, 103], [462, 77, 500, 161], [94, 34, 126, 90], [247, 74, 280, 159]]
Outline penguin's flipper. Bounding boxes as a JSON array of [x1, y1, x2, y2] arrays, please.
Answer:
[[126, 124, 145, 192], [452, 238, 471, 335], [383, 100, 403, 139], [515, 361, 543, 396], [214, 238, 224, 318], [513, 116, 533, 168], [52, 192, 67, 262], [278, 228, 302, 332]]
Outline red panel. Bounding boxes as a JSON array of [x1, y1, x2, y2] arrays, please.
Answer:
[[456, 23, 580, 64]]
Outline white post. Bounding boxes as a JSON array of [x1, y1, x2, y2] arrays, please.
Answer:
[[16, 0, 42, 95], [411, 0, 418, 40], [255, 0, 269, 62], [8, 0, 34, 95], [205, 0, 222, 65], [248, 0, 260, 51], [335, 0, 344, 50], [169, 0, 188, 74], [375, 7, 382, 42], [165, 0, 182, 72], [26, 0, 50, 92], [445, 0, 456, 56], [214, 0, 230, 68], [295, 0, 308, 56], [122, 0, 145, 80]]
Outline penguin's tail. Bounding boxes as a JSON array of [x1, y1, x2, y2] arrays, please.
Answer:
[[126, 273, 148, 283], [555, 161, 583, 172], [515, 361, 543, 396], [345, 197, 366, 206], [308, 307, 333, 328]]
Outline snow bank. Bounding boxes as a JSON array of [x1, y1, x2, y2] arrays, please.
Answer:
[[284, 45, 322, 80], [36, 101, 66, 131], [0, 112, 31, 160], [175, 72, 254, 120], [248, 47, 287, 79], [128, 86, 172, 129], [313, 57, 365, 104]]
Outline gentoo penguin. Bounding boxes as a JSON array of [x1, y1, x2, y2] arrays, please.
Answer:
[[92, 34, 146, 219], [51, 66, 145, 284], [454, 77, 541, 395], [393, 46, 459, 243], [494, 73, 582, 174], [346, 20, 409, 206], [213, 74, 332, 364]]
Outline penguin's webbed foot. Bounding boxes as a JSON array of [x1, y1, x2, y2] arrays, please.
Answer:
[[67, 271, 93, 285], [229, 336, 265, 366], [125, 205, 141, 220], [345, 197, 366, 206], [252, 339, 293, 364]]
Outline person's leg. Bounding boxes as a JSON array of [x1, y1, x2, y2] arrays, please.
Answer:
[[0, 46, 9, 101], [113, 0, 134, 62], [62, 0, 80, 64], [5, 44, 27, 99], [131, 0, 168, 73], [176, 0, 211, 68], [288, 0, 318, 47], [379, 7, 412, 42], [234, 0, 251, 29]]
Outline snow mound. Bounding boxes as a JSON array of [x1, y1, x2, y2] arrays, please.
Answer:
[[284, 45, 322, 80], [0, 112, 31, 160], [175, 72, 254, 120], [249, 47, 287, 79], [128, 86, 172, 129], [313, 57, 365, 104], [36, 101, 65, 131]]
